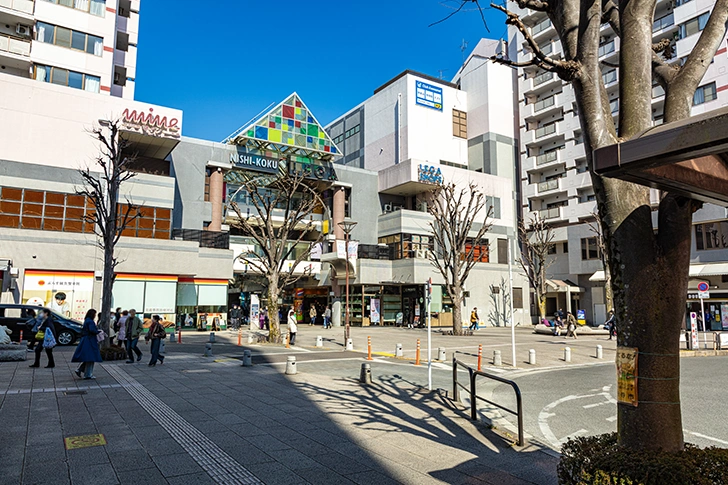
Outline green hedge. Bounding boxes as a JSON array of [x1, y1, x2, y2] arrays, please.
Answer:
[[558, 433, 728, 485]]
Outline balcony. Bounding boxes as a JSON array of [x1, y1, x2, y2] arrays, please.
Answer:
[[172, 229, 229, 249], [523, 120, 563, 146], [538, 207, 562, 220], [536, 150, 558, 166], [598, 40, 616, 58], [535, 123, 557, 139], [0, 0, 34, 17], [653, 12, 674, 32], [530, 17, 553, 41], [538, 178, 562, 194], [533, 71, 554, 87], [0, 33, 30, 57]]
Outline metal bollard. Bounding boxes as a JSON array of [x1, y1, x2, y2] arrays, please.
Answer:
[[564, 347, 572, 362], [247, 333, 255, 344], [209, 332, 216, 343], [596, 345, 603, 359], [395, 343, 403, 358], [242, 350, 252, 367], [160, 340, 166, 355], [493, 350, 502, 366], [204, 343, 213, 357], [359, 362, 372, 385], [285, 356, 297, 375], [528, 349, 536, 365], [315, 335, 323, 348], [169, 329, 175, 343], [438, 347, 446, 361], [346, 338, 354, 351]]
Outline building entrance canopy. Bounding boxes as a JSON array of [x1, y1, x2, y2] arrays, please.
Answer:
[[593, 106, 728, 206]]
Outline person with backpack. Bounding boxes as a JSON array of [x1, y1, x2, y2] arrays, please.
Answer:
[[25, 308, 42, 352], [469, 308, 480, 331], [125, 309, 143, 363], [145, 315, 166, 366], [29, 309, 56, 369], [72, 309, 103, 379]]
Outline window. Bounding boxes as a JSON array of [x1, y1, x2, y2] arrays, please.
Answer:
[[513, 288, 523, 308], [344, 125, 360, 139], [581, 237, 600, 260], [679, 12, 710, 39], [548, 245, 557, 255], [693, 82, 717, 106], [453, 109, 467, 139], [695, 221, 728, 250], [0, 186, 95, 233], [377, 233, 433, 259], [563, 242, 568, 253], [34, 65, 100, 93], [497, 239, 508, 264], [36, 22, 103, 56], [204, 168, 211, 202], [464, 238, 489, 262], [42, 0, 106, 17], [485, 196, 501, 219], [118, 205, 171, 240]]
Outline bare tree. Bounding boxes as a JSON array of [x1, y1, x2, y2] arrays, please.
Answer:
[[588, 211, 613, 313], [484, 0, 728, 451], [427, 181, 493, 335], [487, 277, 511, 327], [77, 119, 140, 348], [229, 172, 325, 343], [517, 217, 555, 323]]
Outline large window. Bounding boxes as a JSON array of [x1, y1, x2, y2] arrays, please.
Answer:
[[581, 237, 600, 260], [485, 196, 501, 219], [513, 287, 523, 308], [464, 238, 489, 262], [679, 11, 710, 39], [378, 233, 433, 259], [453, 109, 467, 139], [695, 221, 728, 250], [36, 22, 103, 56], [42, 0, 106, 17], [118, 205, 171, 240], [0, 187, 95, 233], [693, 82, 717, 106], [34, 64, 100, 93]]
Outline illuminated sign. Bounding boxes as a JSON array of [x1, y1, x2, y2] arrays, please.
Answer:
[[121, 108, 181, 139], [418, 164, 443, 184]]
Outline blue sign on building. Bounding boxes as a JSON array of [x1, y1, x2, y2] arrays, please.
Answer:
[[415, 80, 443, 111]]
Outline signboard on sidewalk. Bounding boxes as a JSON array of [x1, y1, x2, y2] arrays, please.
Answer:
[[370, 299, 380, 324], [616, 347, 638, 406], [576, 309, 586, 325], [690, 312, 700, 349]]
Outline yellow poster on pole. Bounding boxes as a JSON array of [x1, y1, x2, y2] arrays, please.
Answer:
[[616, 347, 638, 406]]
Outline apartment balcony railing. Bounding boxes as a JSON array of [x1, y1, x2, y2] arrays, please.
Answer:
[[0, 0, 34, 14], [652, 84, 665, 98], [538, 179, 560, 193], [172, 229, 230, 249], [602, 69, 617, 85], [538, 207, 561, 220], [535, 123, 557, 139], [653, 13, 674, 32], [533, 71, 554, 87], [598, 40, 615, 58], [536, 151, 558, 166], [0, 33, 30, 57], [531, 18, 552, 36], [533, 95, 555, 113]]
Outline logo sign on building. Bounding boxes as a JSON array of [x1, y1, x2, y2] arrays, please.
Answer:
[[415, 81, 443, 111], [697, 281, 710, 299], [418, 165, 443, 184], [616, 347, 638, 406], [229, 151, 281, 174], [288, 160, 338, 181], [121, 108, 181, 139]]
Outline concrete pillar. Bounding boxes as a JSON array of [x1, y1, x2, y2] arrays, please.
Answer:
[[209, 168, 223, 232], [360, 363, 372, 384], [285, 356, 297, 375], [242, 350, 252, 367], [596, 345, 603, 359], [333, 186, 345, 239], [493, 350, 502, 366], [528, 349, 536, 365]]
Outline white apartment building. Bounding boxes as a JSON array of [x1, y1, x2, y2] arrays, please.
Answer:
[[510, 0, 728, 326], [0, 0, 138, 98]]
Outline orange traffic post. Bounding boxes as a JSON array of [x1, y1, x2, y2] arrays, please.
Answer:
[[415, 339, 421, 366], [19, 330, 23, 343], [367, 336, 373, 361], [285, 333, 290, 349], [477, 344, 483, 371], [237, 328, 242, 347]]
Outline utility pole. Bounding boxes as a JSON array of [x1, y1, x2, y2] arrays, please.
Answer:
[[338, 221, 357, 347], [508, 237, 516, 367]]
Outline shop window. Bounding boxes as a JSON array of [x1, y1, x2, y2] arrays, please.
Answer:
[[695, 221, 728, 250], [453, 109, 467, 139], [693, 82, 717, 106], [0, 186, 96, 233], [581, 237, 600, 260], [513, 288, 523, 308]]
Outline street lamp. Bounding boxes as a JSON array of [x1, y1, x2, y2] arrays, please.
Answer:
[[338, 220, 358, 345]]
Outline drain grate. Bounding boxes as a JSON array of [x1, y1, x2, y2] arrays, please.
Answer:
[[64, 390, 88, 396]]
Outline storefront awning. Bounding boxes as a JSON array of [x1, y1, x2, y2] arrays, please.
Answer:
[[689, 262, 728, 277], [546, 279, 582, 293], [589, 270, 606, 282]]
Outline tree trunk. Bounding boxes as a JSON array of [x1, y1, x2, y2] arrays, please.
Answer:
[[267, 276, 280, 343], [538, 293, 546, 322], [451, 286, 463, 335], [99, 246, 114, 348]]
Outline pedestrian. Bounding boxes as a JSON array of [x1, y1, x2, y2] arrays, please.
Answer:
[[125, 308, 143, 363], [145, 314, 166, 366], [288, 309, 297, 345], [553, 313, 563, 336], [469, 307, 479, 331], [72, 309, 103, 379], [604, 310, 616, 340], [29, 309, 57, 369], [566, 311, 578, 339], [26, 308, 41, 352], [324, 305, 332, 329], [116, 310, 128, 348], [557, 308, 565, 320], [259, 308, 266, 330], [309, 305, 317, 326], [230, 305, 241, 330], [110, 307, 121, 345]]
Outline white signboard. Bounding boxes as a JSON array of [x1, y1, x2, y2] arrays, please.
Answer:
[[689, 312, 700, 350]]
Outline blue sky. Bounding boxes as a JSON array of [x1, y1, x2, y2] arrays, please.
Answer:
[[134, 1, 506, 141]]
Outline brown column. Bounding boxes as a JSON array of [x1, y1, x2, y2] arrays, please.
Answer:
[[333, 186, 345, 239], [209, 168, 223, 232]]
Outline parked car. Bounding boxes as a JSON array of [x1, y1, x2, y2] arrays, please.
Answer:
[[0, 304, 83, 345]]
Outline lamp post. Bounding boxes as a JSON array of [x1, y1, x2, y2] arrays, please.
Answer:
[[338, 220, 358, 345]]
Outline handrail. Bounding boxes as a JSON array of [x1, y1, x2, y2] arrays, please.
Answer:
[[452, 353, 525, 446]]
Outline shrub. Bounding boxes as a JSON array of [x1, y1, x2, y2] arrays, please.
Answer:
[[100, 345, 127, 361], [558, 433, 728, 485]]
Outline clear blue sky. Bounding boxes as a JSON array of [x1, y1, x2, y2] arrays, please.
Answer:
[[134, 1, 506, 141]]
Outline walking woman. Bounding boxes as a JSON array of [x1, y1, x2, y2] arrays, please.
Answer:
[[145, 315, 166, 366], [72, 309, 103, 379], [29, 309, 56, 368]]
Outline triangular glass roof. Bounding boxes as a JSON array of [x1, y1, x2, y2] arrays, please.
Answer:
[[227, 93, 342, 160]]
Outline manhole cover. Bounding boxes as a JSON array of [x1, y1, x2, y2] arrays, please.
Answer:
[[64, 390, 88, 396]]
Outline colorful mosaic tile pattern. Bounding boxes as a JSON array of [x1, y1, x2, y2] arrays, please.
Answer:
[[241, 93, 339, 155]]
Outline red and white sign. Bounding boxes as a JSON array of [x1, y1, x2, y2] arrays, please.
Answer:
[[697, 281, 710, 299], [121, 107, 181, 139], [689, 312, 700, 349]]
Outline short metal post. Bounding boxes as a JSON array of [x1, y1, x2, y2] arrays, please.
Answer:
[[242, 350, 252, 367], [452, 356, 459, 402], [346, 338, 354, 351], [395, 343, 403, 357], [204, 343, 213, 357], [359, 362, 372, 384], [285, 356, 297, 375], [493, 350, 502, 366], [469, 368, 477, 421], [564, 347, 571, 362], [515, 385, 525, 446], [596, 344, 603, 359], [209, 332, 215, 343], [248, 333, 255, 344], [477, 344, 482, 371], [178, 329, 182, 343], [438, 347, 446, 361], [528, 349, 536, 365], [315, 335, 323, 348], [237, 329, 242, 346]]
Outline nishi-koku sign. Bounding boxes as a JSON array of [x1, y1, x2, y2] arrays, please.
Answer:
[[415, 80, 443, 111]]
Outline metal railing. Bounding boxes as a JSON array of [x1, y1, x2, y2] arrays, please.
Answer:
[[535, 123, 557, 139], [536, 151, 558, 165], [533, 71, 554, 86], [538, 207, 561, 219], [653, 13, 674, 32], [538, 179, 559, 192], [531, 18, 552, 35], [172, 229, 230, 249], [0, 34, 31, 57], [0, 0, 35, 14], [452, 354, 524, 446], [598, 40, 615, 57], [533, 95, 555, 112]]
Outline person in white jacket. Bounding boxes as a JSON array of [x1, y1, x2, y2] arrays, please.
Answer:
[[287, 309, 297, 345]]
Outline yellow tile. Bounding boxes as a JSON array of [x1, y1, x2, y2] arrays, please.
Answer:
[[64, 434, 107, 450]]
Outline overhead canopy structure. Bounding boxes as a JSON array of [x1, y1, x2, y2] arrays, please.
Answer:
[[224, 93, 342, 161], [593, 106, 728, 206]]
